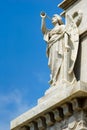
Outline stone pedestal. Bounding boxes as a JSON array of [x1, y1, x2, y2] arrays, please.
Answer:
[[10, 0, 87, 130], [11, 81, 87, 130]]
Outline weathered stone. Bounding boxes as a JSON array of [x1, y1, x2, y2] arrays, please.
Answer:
[[61, 103, 73, 117], [21, 126, 29, 130], [28, 122, 37, 130], [44, 112, 55, 126], [36, 117, 46, 130], [71, 98, 82, 111], [83, 98, 87, 110], [53, 108, 63, 121]]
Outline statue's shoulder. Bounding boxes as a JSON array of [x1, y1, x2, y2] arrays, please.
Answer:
[[60, 25, 65, 32]]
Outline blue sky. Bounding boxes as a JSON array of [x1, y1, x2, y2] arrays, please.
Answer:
[[0, 0, 63, 129]]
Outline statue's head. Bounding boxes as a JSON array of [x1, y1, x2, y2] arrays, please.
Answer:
[[52, 14, 63, 25]]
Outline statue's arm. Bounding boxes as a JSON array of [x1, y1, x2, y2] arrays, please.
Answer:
[[41, 17, 47, 34]]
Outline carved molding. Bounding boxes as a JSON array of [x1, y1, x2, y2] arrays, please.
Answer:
[[14, 98, 87, 130], [53, 108, 63, 121], [21, 126, 29, 130], [61, 103, 73, 117], [44, 112, 55, 126], [36, 117, 46, 130], [71, 98, 82, 111], [28, 122, 38, 130], [58, 0, 79, 10]]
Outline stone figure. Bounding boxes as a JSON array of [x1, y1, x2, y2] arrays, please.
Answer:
[[40, 12, 79, 87]]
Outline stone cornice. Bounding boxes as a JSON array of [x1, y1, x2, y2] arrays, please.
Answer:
[[11, 97, 87, 130], [58, 0, 79, 10], [11, 81, 87, 130]]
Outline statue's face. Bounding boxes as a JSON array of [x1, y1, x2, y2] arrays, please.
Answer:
[[52, 16, 58, 25]]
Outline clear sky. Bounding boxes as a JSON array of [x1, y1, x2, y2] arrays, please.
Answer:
[[0, 0, 63, 129]]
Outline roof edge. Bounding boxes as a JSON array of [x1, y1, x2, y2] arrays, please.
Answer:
[[58, 0, 79, 10]]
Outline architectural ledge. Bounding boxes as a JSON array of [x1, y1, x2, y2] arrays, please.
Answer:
[[58, 0, 79, 10], [11, 81, 87, 130]]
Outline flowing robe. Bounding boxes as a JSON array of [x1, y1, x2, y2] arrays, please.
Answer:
[[43, 25, 65, 86]]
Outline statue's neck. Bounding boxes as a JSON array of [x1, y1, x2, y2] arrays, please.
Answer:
[[53, 23, 60, 27]]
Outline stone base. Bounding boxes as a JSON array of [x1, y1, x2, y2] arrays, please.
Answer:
[[38, 81, 87, 104], [11, 81, 87, 130]]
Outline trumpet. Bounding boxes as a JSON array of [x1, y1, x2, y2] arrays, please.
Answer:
[[40, 11, 51, 20], [40, 12, 46, 18]]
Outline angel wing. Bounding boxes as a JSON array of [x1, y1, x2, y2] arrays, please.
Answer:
[[66, 14, 79, 73]]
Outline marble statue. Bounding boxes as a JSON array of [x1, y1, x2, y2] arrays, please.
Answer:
[[40, 12, 79, 87]]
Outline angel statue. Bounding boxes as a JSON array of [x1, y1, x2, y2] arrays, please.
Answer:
[[40, 12, 79, 87]]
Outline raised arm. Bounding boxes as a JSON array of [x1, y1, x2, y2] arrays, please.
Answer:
[[40, 12, 47, 34]]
